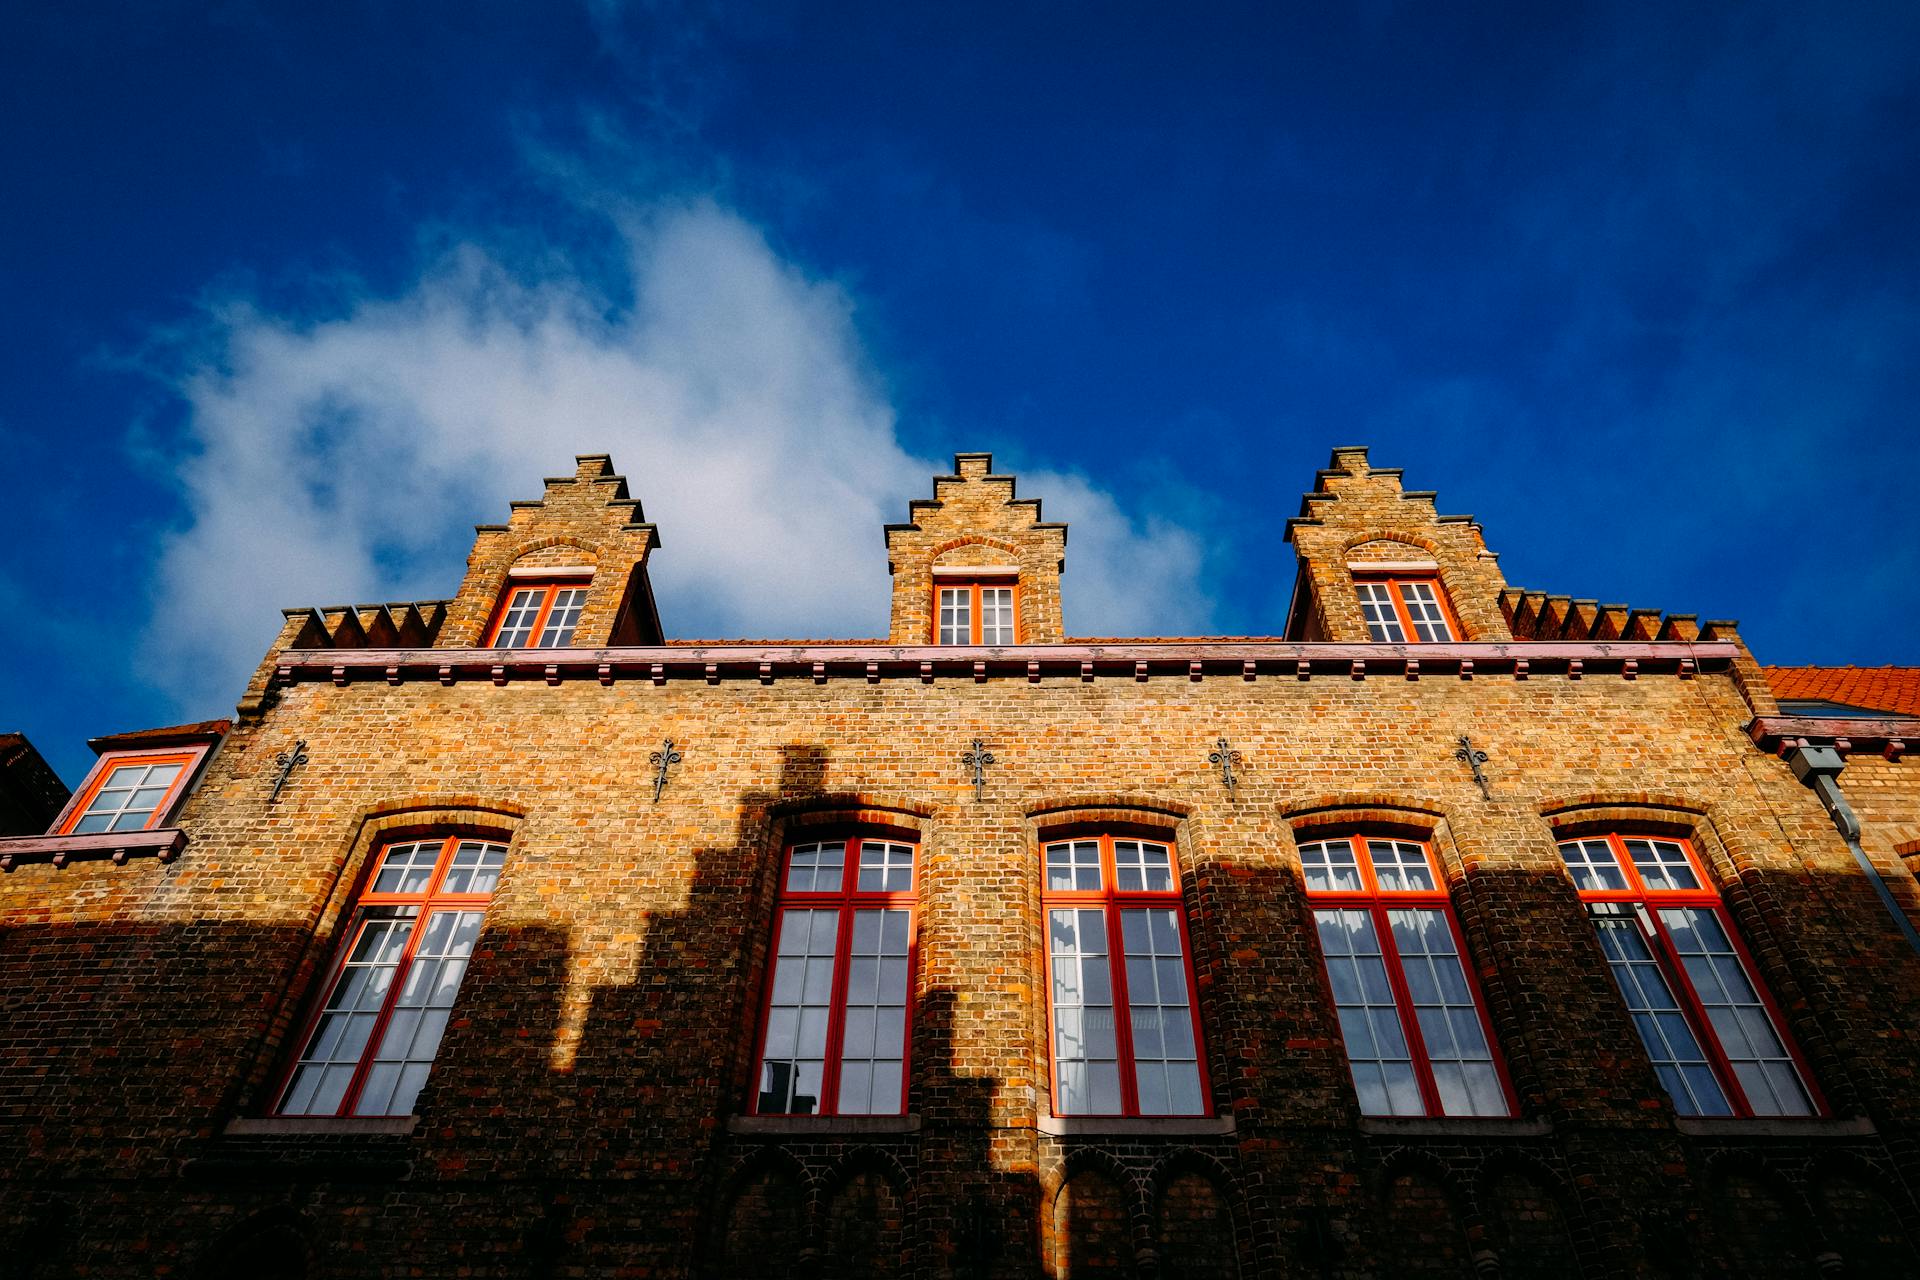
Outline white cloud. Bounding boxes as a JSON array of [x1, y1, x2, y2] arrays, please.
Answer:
[[145, 198, 1214, 712]]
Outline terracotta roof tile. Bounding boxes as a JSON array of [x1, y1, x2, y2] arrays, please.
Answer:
[[1764, 667, 1920, 716]]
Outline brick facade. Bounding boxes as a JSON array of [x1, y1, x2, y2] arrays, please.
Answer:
[[3, 449, 1918, 1278]]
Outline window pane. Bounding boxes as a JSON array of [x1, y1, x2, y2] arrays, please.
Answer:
[[1121, 907, 1203, 1115], [857, 841, 914, 892], [786, 842, 846, 893], [980, 587, 1015, 645], [1591, 913, 1731, 1116], [1657, 907, 1812, 1116], [1050, 908, 1117, 1114], [1046, 841, 1102, 892], [1367, 840, 1436, 892], [279, 909, 417, 1116], [492, 587, 545, 647], [1397, 580, 1453, 642], [536, 588, 587, 648], [938, 587, 971, 644], [1627, 839, 1700, 891], [1300, 840, 1364, 892], [1316, 908, 1421, 1116], [757, 907, 839, 1114], [1390, 908, 1507, 1117], [1354, 582, 1405, 642], [1558, 839, 1629, 891], [834, 907, 912, 1115]]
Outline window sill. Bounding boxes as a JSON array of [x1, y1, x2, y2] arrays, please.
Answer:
[[1037, 1115, 1236, 1138], [0, 827, 186, 872], [1674, 1115, 1876, 1139], [224, 1116, 419, 1137], [727, 1114, 921, 1137], [1358, 1116, 1551, 1139]]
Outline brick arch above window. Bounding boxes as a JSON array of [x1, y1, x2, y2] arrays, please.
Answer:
[[1028, 796, 1191, 825]]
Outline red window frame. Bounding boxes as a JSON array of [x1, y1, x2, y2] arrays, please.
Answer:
[[273, 834, 506, 1118], [484, 578, 591, 648], [1352, 573, 1460, 643], [1040, 831, 1212, 1117], [54, 747, 206, 835], [1559, 832, 1824, 1118], [748, 833, 920, 1117], [932, 575, 1020, 645], [1300, 833, 1515, 1117]]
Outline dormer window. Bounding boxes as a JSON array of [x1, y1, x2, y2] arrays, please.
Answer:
[[60, 753, 198, 834], [933, 571, 1017, 645], [486, 574, 591, 648], [1353, 573, 1456, 643]]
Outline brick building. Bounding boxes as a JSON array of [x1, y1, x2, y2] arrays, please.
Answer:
[[3, 447, 1919, 1279]]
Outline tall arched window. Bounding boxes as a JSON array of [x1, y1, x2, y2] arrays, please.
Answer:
[[1299, 834, 1512, 1117], [750, 834, 919, 1116], [1042, 832, 1209, 1116], [276, 834, 506, 1117], [1559, 832, 1819, 1117]]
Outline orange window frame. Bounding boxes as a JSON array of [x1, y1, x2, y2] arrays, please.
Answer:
[[1352, 572, 1461, 643], [483, 579, 590, 648], [931, 576, 1020, 645], [1299, 833, 1515, 1118], [748, 834, 920, 1117], [273, 833, 506, 1118], [1040, 831, 1212, 1117], [1559, 832, 1825, 1118], [55, 747, 206, 836]]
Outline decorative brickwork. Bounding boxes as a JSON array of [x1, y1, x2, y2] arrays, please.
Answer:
[[2, 448, 1918, 1278]]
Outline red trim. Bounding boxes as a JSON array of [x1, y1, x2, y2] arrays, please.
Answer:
[[747, 835, 920, 1116], [1351, 571, 1462, 643], [1561, 833, 1826, 1117], [931, 575, 1021, 645], [1039, 833, 1212, 1118], [1300, 834, 1516, 1117], [52, 746, 208, 836], [272, 834, 503, 1117]]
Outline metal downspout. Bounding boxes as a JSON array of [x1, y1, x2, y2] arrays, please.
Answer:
[[1786, 744, 1920, 958]]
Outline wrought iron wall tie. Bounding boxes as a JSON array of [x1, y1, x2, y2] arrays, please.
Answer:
[[1208, 737, 1243, 794], [1454, 734, 1492, 800], [649, 740, 683, 802], [960, 739, 996, 803], [267, 740, 309, 805]]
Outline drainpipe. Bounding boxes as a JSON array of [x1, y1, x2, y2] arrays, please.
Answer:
[[1786, 744, 1920, 958]]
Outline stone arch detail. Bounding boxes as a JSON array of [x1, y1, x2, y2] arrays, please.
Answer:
[[1047, 1150, 1145, 1279], [709, 1147, 816, 1280], [819, 1149, 914, 1279], [1146, 1150, 1243, 1279], [932, 534, 1023, 559]]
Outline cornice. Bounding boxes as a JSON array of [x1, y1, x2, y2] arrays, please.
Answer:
[[265, 640, 1737, 692], [1747, 715, 1915, 761]]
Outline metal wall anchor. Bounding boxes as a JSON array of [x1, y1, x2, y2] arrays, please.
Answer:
[[960, 739, 996, 803], [1454, 735, 1492, 799], [648, 740, 683, 803], [1208, 737, 1243, 794], [268, 740, 309, 805]]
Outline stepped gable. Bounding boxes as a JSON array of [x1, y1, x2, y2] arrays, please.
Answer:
[[884, 452, 1069, 644], [1282, 446, 1510, 642], [1765, 666, 1920, 716]]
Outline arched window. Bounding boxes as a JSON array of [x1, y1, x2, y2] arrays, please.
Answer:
[[275, 834, 505, 1117], [751, 834, 919, 1116], [1559, 833, 1819, 1117], [1042, 832, 1209, 1116], [1300, 834, 1512, 1117]]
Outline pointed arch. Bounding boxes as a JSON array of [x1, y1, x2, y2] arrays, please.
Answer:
[[819, 1148, 914, 1279], [1377, 1152, 1475, 1278], [1048, 1150, 1143, 1279], [1703, 1154, 1814, 1280], [1147, 1149, 1242, 1279], [709, 1147, 813, 1280]]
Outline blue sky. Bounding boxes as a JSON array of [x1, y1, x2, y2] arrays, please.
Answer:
[[3, 2, 1917, 785]]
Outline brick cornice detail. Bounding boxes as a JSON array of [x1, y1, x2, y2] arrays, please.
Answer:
[[270, 640, 1737, 691], [1748, 715, 1920, 760]]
